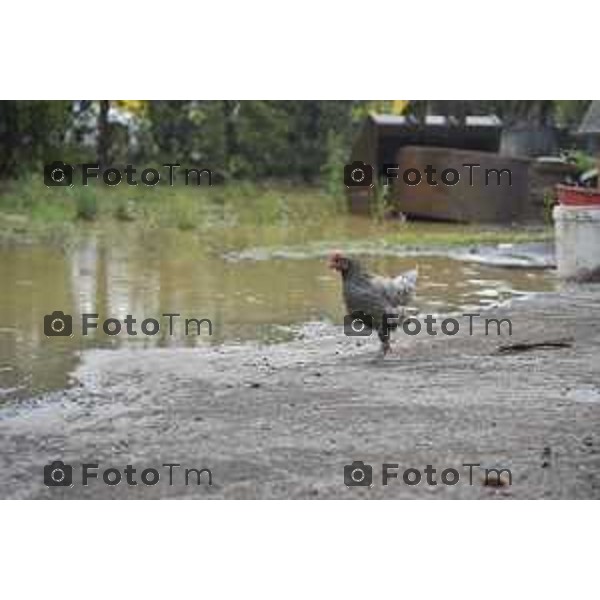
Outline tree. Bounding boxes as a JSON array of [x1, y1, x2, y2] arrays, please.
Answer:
[[0, 100, 71, 178], [97, 100, 111, 166]]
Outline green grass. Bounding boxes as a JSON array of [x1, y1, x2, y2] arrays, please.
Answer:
[[0, 173, 552, 249], [0, 174, 345, 239]]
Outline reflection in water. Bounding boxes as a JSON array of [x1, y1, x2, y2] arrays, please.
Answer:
[[0, 244, 78, 400], [0, 223, 556, 402]]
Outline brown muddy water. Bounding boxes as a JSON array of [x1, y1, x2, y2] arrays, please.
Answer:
[[0, 220, 556, 402]]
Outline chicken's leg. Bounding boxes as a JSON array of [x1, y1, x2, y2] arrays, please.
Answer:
[[377, 328, 392, 357]]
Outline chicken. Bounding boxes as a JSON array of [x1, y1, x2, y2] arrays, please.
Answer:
[[328, 251, 418, 355]]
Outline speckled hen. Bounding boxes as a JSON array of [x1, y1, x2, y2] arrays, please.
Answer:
[[328, 251, 418, 355]]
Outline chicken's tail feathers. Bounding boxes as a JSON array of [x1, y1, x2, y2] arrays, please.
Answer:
[[397, 266, 418, 289]]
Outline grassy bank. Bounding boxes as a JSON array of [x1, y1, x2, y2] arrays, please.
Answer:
[[0, 174, 552, 249], [0, 174, 342, 227]]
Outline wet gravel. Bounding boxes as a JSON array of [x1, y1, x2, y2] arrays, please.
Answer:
[[1, 286, 599, 499]]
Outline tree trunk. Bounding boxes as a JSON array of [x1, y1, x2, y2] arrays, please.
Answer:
[[223, 101, 239, 169], [0, 101, 19, 178], [97, 100, 110, 167]]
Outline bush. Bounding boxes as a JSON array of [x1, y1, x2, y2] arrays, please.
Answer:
[[74, 188, 98, 221], [567, 150, 596, 173], [321, 130, 348, 199]]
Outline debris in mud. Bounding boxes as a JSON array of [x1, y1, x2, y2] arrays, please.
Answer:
[[542, 446, 552, 468], [481, 471, 511, 487], [495, 338, 573, 354]]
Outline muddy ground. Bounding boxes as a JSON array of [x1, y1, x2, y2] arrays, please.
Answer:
[[1, 285, 599, 499]]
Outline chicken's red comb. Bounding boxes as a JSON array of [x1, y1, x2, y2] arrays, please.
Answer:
[[327, 250, 344, 268]]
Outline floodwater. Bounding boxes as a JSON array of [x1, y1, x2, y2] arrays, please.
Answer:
[[0, 219, 556, 402]]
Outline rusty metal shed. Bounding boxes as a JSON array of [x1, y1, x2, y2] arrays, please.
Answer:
[[349, 113, 503, 173]]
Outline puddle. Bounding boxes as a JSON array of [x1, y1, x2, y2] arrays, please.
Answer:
[[565, 386, 600, 404], [0, 221, 556, 401]]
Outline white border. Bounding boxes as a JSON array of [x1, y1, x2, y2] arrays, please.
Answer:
[[2, 1, 598, 99], [2, 2, 598, 597], [2, 501, 597, 599]]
